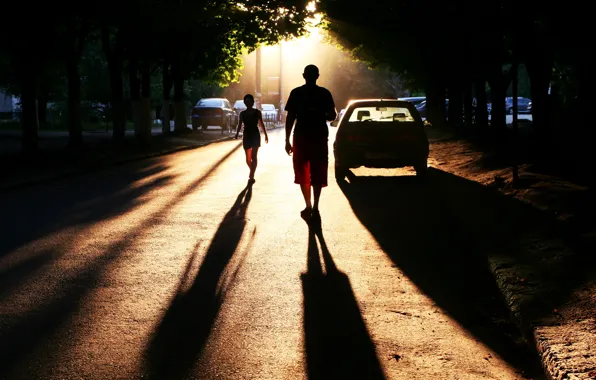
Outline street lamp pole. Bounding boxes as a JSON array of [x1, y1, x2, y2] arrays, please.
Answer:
[[255, 47, 262, 109], [279, 41, 284, 123]]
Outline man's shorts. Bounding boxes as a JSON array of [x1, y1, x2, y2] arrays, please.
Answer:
[[292, 135, 328, 187]]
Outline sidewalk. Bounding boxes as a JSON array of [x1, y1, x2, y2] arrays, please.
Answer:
[[427, 128, 596, 380], [0, 127, 235, 192]]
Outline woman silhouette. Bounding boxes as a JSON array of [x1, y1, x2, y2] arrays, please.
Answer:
[[235, 94, 268, 184]]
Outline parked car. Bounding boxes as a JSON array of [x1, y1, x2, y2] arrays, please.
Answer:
[[397, 96, 426, 106], [233, 99, 247, 115], [487, 97, 532, 114], [191, 98, 237, 134], [414, 100, 449, 120], [332, 99, 429, 181], [506, 97, 532, 113], [260, 103, 278, 122]]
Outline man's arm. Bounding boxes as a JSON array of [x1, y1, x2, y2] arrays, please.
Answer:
[[285, 110, 296, 155], [325, 90, 337, 121], [284, 90, 296, 155]]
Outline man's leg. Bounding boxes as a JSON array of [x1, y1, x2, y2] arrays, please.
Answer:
[[312, 185, 321, 210], [293, 136, 313, 220], [311, 139, 328, 213], [300, 181, 312, 208]]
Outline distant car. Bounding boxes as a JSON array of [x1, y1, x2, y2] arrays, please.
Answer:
[[233, 99, 247, 115], [260, 103, 278, 122], [191, 98, 237, 134], [398, 96, 426, 106], [414, 100, 449, 120], [333, 99, 429, 180]]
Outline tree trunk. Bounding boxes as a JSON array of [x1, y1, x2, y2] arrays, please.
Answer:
[[19, 67, 39, 154], [447, 83, 463, 127], [101, 27, 126, 142], [172, 60, 187, 132], [578, 54, 596, 190], [162, 60, 173, 135], [463, 82, 473, 128], [38, 88, 48, 128], [425, 78, 445, 128], [139, 63, 152, 143], [488, 67, 507, 136], [129, 57, 142, 138], [66, 55, 83, 148], [65, 20, 88, 149], [526, 57, 552, 142], [474, 79, 488, 129]]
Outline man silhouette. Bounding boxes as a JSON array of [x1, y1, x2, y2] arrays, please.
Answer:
[[285, 64, 337, 223]]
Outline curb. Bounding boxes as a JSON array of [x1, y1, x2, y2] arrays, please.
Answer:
[[487, 221, 596, 380], [0, 135, 233, 193]]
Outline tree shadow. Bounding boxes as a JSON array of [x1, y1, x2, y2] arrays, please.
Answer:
[[0, 143, 242, 377], [0, 160, 175, 259], [302, 224, 386, 379], [144, 184, 254, 379], [337, 168, 578, 375]]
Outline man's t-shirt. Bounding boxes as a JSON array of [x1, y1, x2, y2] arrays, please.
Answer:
[[285, 84, 335, 139]]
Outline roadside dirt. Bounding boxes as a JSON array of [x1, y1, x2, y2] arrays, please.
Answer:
[[427, 127, 596, 379]]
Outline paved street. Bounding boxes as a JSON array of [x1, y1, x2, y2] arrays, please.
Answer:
[[0, 128, 543, 379]]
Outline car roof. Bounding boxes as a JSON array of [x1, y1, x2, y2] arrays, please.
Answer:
[[347, 99, 413, 107]]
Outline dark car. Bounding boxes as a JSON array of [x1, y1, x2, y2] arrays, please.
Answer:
[[333, 99, 429, 180], [191, 98, 237, 134]]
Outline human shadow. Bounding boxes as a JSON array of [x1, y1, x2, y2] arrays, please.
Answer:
[[338, 169, 559, 375], [144, 184, 254, 379], [302, 225, 385, 379]]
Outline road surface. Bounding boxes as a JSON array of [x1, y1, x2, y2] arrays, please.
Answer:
[[0, 128, 543, 379]]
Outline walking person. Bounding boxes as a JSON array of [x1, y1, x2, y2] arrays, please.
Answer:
[[235, 94, 268, 184], [284, 65, 337, 223]]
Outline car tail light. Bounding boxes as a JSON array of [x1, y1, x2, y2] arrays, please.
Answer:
[[191, 107, 197, 114]]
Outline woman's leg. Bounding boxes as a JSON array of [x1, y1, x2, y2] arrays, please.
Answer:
[[245, 148, 252, 170], [249, 146, 259, 179]]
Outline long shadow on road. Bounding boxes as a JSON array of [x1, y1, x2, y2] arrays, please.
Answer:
[[0, 143, 242, 378], [339, 169, 545, 376], [302, 225, 385, 379], [0, 160, 174, 259], [144, 184, 254, 379]]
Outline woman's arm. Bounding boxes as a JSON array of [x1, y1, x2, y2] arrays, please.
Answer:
[[235, 111, 243, 138], [258, 110, 268, 143]]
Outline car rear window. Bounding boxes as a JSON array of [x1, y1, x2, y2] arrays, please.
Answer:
[[198, 99, 223, 107], [348, 106, 415, 122]]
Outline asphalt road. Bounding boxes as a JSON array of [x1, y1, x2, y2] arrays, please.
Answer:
[[0, 128, 544, 379]]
